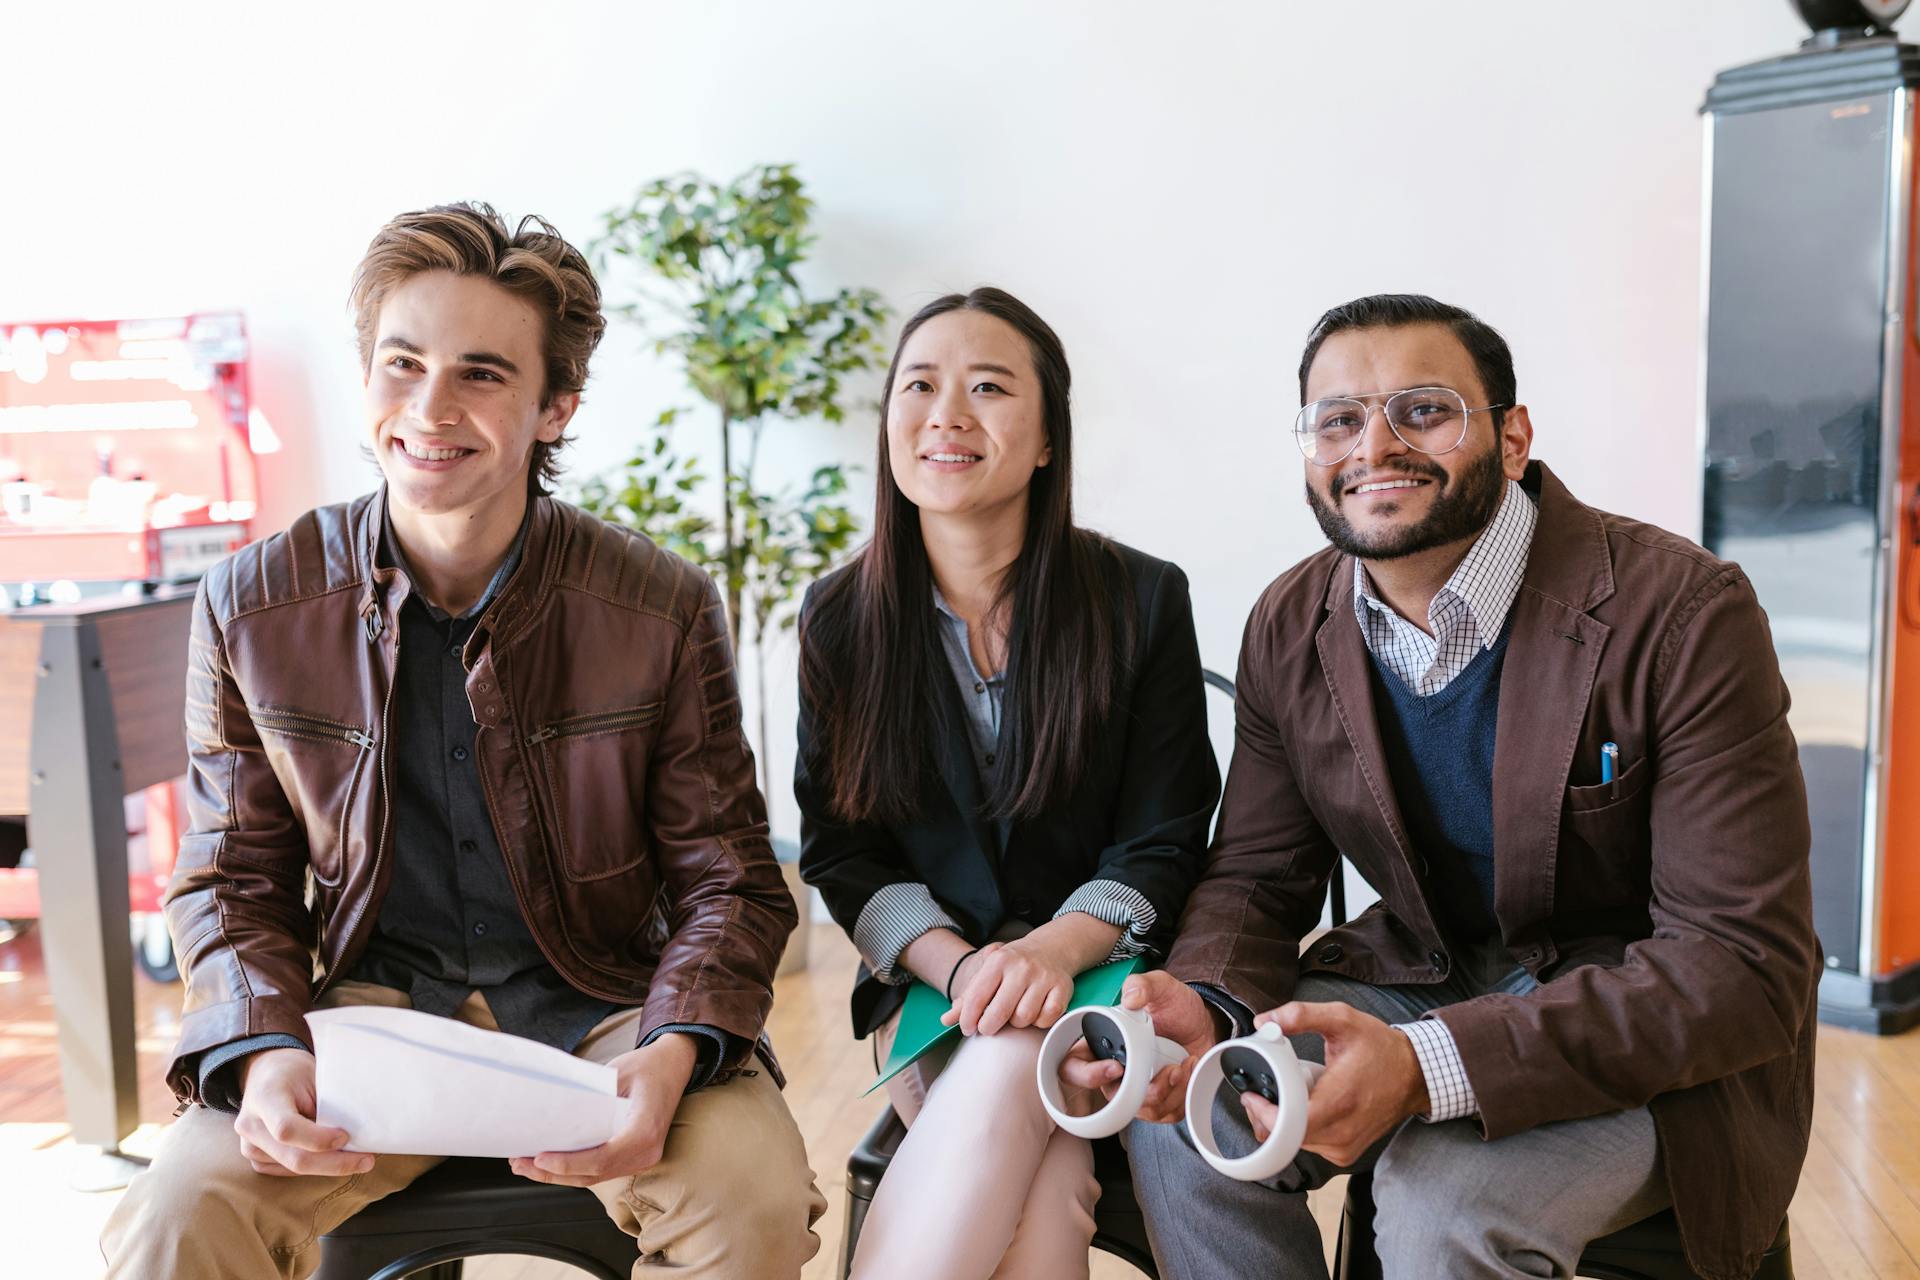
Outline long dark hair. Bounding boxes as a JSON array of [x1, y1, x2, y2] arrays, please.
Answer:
[[799, 286, 1135, 824]]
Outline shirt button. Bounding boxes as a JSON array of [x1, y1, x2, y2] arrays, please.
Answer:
[[974, 681, 985, 694], [451, 745, 469, 762], [459, 839, 477, 854], [447, 642, 462, 658], [473, 922, 488, 936]]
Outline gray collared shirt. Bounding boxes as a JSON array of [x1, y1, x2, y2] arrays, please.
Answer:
[[932, 589, 1006, 793]]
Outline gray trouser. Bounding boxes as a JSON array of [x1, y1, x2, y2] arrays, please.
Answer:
[[1124, 943, 1668, 1279]]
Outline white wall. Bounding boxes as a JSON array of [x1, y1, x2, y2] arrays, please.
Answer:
[[1, 0, 1813, 855]]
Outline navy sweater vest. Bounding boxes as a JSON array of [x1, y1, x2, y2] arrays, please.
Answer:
[[1367, 622, 1512, 941]]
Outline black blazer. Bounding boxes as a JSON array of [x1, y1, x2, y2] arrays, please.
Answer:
[[795, 541, 1221, 1037]]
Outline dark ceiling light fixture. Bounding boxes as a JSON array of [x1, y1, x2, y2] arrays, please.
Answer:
[[1792, 0, 1912, 43]]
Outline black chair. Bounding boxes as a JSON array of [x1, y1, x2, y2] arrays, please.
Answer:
[[841, 1106, 1156, 1278], [1331, 1171, 1794, 1280], [315, 1156, 635, 1280]]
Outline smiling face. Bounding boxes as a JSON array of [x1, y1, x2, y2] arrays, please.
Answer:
[[884, 309, 1052, 527], [363, 270, 576, 522], [1301, 322, 1530, 562]]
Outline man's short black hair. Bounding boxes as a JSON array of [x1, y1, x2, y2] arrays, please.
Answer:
[[1297, 294, 1516, 427]]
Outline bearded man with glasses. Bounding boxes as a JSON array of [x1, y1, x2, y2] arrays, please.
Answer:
[[1060, 294, 1817, 1279]]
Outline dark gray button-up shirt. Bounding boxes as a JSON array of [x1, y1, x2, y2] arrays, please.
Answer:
[[346, 513, 621, 1050]]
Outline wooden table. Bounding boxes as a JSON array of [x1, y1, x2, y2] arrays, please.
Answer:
[[0, 588, 193, 1161]]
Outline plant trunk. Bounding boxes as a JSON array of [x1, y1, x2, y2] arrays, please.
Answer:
[[718, 409, 741, 647]]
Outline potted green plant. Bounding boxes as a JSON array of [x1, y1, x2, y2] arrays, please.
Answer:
[[578, 163, 888, 846]]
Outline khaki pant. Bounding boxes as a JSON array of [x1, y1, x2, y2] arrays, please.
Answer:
[[101, 982, 826, 1279]]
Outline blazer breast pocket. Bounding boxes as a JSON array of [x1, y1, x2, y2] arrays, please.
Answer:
[[1557, 756, 1652, 907]]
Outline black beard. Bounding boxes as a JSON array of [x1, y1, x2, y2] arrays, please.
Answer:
[[1304, 444, 1506, 561]]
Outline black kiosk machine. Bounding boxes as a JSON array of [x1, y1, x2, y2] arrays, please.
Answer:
[[1703, 0, 1920, 1032]]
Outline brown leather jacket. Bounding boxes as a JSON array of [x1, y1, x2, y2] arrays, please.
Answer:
[[163, 490, 797, 1103], [1169, 462, 1817, 1280]]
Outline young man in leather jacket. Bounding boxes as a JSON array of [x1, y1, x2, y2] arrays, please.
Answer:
[[102, 202, 825, 1278]]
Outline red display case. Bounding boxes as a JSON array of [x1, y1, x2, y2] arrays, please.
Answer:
[[0, 313, 264, 987], [0, 312, 259, 592]]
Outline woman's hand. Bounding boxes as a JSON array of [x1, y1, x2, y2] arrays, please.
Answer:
[[941, 937, 1076, 1036]]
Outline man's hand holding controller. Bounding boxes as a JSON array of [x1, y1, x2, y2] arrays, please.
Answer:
[[1052, 971, 1432, 1175]]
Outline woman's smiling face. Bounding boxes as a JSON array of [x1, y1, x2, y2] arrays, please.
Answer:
[[885, 308, 1051, 522]]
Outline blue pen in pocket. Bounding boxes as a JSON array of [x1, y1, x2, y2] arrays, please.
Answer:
[[1601, 742, 1620, 800]]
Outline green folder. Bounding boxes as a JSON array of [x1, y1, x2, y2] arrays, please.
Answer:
[[865, 956, 1143, 1095]]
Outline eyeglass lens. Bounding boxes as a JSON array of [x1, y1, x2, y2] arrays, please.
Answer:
[[1294, 387, 1469, 464]]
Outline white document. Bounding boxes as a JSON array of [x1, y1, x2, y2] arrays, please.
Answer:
[[307, 1005, 619, 1158]]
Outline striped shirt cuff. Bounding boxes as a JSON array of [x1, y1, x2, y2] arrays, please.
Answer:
[[1394, 1017, 1478, 1121], [853, 883, 963, 985], [1055, 879, 1158, 960]]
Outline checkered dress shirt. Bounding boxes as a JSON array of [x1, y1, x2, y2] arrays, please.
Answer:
[[1352, 478, 1537, 695], [1353, 479, 1537, 1123]]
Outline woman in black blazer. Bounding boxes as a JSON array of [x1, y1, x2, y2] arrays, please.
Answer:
[[796, 287, 1219, 1280]]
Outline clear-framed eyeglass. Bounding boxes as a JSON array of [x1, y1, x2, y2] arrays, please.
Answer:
[[1293, 386, 1512, 466]]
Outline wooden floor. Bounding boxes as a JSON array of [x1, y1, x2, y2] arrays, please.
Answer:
[[3, 918, 1917, 1278]]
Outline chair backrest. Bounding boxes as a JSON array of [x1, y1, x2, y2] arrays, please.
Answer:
[[1201, 668, 1236, 846]]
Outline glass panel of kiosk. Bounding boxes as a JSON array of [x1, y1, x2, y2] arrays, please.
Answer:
[[1702, 93, 1895, 975]]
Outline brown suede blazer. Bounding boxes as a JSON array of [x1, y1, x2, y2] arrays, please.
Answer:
[[162, 490, 796, 1103], [1167, 461, 1817, 1280]]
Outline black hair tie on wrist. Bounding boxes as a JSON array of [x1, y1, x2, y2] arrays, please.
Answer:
[[945, 947, 982, 1002]]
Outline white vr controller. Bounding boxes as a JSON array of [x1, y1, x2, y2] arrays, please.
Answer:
[[1183, 1022, 1323, 1181], [1035, 1005, 1187, 1139]]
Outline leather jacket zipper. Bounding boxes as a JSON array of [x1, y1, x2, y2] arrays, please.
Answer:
[[523, 702, 663, 746], [317, 612, 399, 997], [252, 710, 374, 750]]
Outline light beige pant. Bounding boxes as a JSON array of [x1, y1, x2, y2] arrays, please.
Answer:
[[848, 1011, 1100, 1280], [100, 982, 826, 1279]]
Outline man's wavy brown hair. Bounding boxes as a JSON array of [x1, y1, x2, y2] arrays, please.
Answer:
[[349, 202, 606, 493]]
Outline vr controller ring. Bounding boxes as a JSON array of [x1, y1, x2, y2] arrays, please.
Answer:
[[1035, 1005, 1187, 1140], [1183, 1022, 1322, 1181]]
